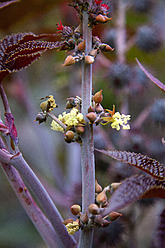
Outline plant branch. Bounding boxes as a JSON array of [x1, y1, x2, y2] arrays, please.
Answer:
[[78, 2, 95, 247]]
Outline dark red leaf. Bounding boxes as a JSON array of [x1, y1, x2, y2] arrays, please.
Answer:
[[102, 175, 165, 216], [136, 58, 165, 93], [0, 32, 59, 82], [95, 149, 165, 181]]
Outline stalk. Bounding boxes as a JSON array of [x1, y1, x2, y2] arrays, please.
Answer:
[[78, 3, 95, 248]]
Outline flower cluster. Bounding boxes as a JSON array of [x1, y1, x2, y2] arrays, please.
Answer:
[[65, 221, 79, 235], [51, 108, 84, 132]]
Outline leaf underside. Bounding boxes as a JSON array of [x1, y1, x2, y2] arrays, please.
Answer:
[[0, 32, 59, 82], [102, 174, 165, 216], [96, 149, 165, 181]]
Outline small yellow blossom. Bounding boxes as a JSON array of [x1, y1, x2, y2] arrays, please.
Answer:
[[65, 221, 79, 235], [51, 120, 64, 132], [101, 105, 130, 130], [51, 108, 85, 132], [40, 95, 57, 112]]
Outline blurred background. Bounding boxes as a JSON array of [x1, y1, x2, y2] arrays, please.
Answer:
[[0, 0, 165, 247]]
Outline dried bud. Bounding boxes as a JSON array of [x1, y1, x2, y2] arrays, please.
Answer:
[[89, 49, 98, 57], [80, 212, 88, 224], [108, 211, 122, 221], [35, 113, 47, 124], [88, 204, 100, 215], [62, 55, 75, 66], [94, 215, 103, 226], [96, 190, 107, 205], [95, 179, 102, 193], [105, 44, 114, 52], [102, 219, 111, 227], [88, 106, 95, 113], [95, 103, 104, 113], [65, 130, 75, 142], [95, 14, 112, 23], [86, 112, 97, 123], [85, 55, 95, 64], [93, 90, 103, 104], [78, 40, 86, 51], [62, 218, 73, 225], [71, 204, 81, 215], [75, 124, 85, 134]]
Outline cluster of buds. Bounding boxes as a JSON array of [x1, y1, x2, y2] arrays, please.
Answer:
[[63, 180, 122, 235], [69, 0, 111, 26], [86, 89, 131, 130]]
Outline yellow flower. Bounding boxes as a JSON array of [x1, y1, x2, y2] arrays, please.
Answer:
[[51, 108, 85, 132], [65, 221, 79, 235], [101, 105, 131, 130]]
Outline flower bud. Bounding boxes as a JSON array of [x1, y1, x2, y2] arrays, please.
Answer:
[[88, 204, 100, 215], [96, 190, 107, 205], [94, 215, 103, 226], [62, 218, 73, 225], [40, 100, 48, 112], [78, 40, 86, 51], [95, 179, 102, 193], [111, 182, 122, 191], [93, 90, 103, 104], [75, 124, 85, 134], [65, 130, 75, 142], [88, 106, 95, 113], [71, 204, 81, 215], [62, 55, 75, 66], [85, 55, 95, 64], [108, 211, 122, 221], [89, 49, 98, 57], [102, 219, 111, 227], [95, 103, 104, 113], [80, 212, 88, 224], [86, 112, 97, 123], [35, 113, 47, 124], [95, 14, 112, 23]]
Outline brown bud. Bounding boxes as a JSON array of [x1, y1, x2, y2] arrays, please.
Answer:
[[40, 101, 48, 112], [96, 190, 107, 205], [65, 130, 75, 142], [88, 106, 95, 113], [111, 182, 122, 191], [78, 40, 86, 51], [94, 215, 103, 226], [75, 125, 85, 134], [95, 179, 102, 193], [85, 55, 95, 64], [35, 113, 47, 124], [88, 204, 100, 215], [80, 212, 88, 224], [105, 44, 114, 52], [89, 49, 98, 57], [95, 103, 104, 113], [102, 219, 111, 227], [93, 90, 103, 104], [62, 55, 75, 66], [95, 14, 112, 23], [62, 218, 73, 225], [108, 211, 122, 221], [71, 204, 81, 215], [86, 112, 97, 123]]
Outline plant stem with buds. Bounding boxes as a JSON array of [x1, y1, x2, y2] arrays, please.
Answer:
[[78, 4, 95, 248]]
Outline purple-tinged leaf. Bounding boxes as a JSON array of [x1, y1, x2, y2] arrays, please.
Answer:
[[95, 149, 165, 181], [0, 0, 19, 9], [154, 208, 165, 248], [0, 33, 59, 82], [102, 175, 165, 216], [5, 113, 18, 144], [136, 58, 165, 93]]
